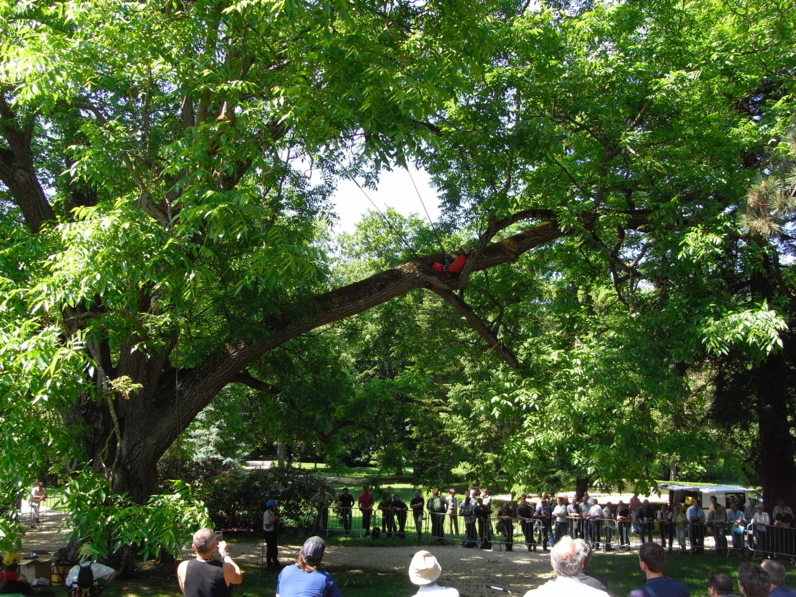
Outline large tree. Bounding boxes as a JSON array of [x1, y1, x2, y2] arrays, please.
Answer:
[[2, 0, 796, 551]]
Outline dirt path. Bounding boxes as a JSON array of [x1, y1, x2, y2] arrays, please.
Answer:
[[22, 512, 642, 597]]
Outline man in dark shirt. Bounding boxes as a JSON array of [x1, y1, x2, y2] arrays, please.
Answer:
[[178, 528, 243, 597], [517, 495, 536, 551], [337, 488, 355, 536], [392, 494, 408, 538], [410, 490, 425, 539], [629, 542, 690, 597]]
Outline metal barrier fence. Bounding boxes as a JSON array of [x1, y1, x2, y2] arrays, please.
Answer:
[[745, 523, 796, 560], [313, 509, 796, 559]]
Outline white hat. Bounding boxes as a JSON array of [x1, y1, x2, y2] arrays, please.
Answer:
[[408, 550, 442, 586]]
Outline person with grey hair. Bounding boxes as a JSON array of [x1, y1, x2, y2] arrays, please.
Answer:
[[522, 536, 609, 597], [761, 560, 796, 597], [177, 528, 243, 597]]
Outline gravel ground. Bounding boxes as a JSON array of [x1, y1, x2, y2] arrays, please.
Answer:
[[21, 516, 556, 597], [232, 540, 560, 597]]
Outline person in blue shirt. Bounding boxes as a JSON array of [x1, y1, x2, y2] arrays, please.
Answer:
[[629, 542, 690, 597], [686, 499, 706, 554], [276, 536, 341, 597]]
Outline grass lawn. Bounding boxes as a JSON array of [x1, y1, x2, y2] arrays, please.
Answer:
[[591, 551, 796, 596]]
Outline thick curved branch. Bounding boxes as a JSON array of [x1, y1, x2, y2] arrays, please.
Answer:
[[0, 93, 55, 232], [429, 287, 520, 369]]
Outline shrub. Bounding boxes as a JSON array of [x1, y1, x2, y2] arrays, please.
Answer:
[[190, 467, 324, 532]]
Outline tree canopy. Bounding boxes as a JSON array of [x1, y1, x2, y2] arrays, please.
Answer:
[[2, 0, 796, 555]]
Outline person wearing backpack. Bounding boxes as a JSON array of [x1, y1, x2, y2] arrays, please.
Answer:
[[65, 560, 117, 596]]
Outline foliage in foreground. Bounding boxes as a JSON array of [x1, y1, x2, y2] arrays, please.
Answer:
[[60, 474, 210, 562]]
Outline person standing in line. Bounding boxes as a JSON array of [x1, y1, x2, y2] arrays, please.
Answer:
[[496, 500, 516, 551], [585, 498, 602, 550], [336, 488, 354, 536], [410, 490, 425, 539], [628, 542, 690, 597], [657, 503, 674, 551], [568, 495, 584, 539], [536, 497, 554, 551], [474, 497, 492, 549], [708, 497, 728, 555], [639, 499, 655, 545], [751, 503, 771, 556], [357, 486, 374, 537], [772, 498, 794, 556], [616, 500, 631, 550], [427, 489, 447, 541], [378, 492, 395, 538], [629, 492, 642, 535], [687, 499, 706, 554], [672, 505, 688, 553], [276, 536, 341, 597], [445, 489, 459, 536], [727, 500, 746, 554], [601, 501, 615, 552], [178, 528, 243, 597], [459, 494, 477, 544], [517, 495, 535, 551], [263, 499, 280, 570], [393, 494, 408, 538], [553, 496, 569, 544], [310, 486, 335, 532]]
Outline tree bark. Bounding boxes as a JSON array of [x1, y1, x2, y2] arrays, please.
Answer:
[[0, 94, 55, 232]]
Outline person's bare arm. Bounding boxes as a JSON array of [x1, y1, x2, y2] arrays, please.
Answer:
[[177, 561, 188, 593], [219, 543, 243, 585], [223, 558, 243, 585]]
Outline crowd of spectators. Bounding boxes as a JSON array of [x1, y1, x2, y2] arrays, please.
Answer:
[[309, 486, 796, 559]]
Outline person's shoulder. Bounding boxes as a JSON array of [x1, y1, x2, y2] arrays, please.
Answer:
[[649, 576, 690, 597]]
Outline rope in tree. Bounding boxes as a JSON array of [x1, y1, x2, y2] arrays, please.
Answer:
[[344, 172, 425, 263], [406, 166, 448, 258]]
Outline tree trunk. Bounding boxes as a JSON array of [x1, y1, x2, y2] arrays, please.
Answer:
[[277, 442, 287, 468], [754, 346, 796, 511]]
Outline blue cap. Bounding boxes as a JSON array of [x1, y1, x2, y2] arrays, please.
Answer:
[[266, 499, 277, 507]]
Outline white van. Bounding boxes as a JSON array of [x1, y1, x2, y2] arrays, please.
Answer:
[[658, 482, 761, 514]]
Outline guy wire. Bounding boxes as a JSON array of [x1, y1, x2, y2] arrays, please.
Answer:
[[345, 172, 424, 262], [406, 166, 447, 258]]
